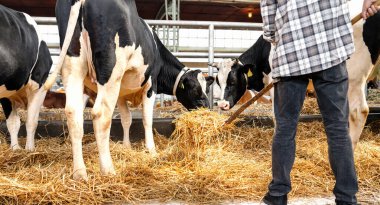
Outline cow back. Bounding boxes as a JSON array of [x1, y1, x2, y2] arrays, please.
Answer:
[[0, 5, 40, 90]]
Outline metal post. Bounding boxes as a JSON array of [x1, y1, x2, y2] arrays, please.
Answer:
[[208, 24, 215, 109], [172, 0, 177, 51], [164, 0, 169, 46]]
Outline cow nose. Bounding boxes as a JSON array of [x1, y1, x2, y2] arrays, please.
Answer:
[[217, 100, 230, 110]]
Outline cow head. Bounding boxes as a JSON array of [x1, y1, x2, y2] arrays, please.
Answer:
[[175, 70, 214, 110], [210, 58, 251, 110]]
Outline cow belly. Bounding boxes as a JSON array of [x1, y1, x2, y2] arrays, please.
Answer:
[[120, 70, 146, 92], [2, 81, 40, 109], [0, 85, 16, 98]]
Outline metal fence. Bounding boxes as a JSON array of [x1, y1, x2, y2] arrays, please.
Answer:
[[34, 17, 263, 108]]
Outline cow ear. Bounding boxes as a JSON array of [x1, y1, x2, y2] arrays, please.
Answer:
[[179, 77, 188, 90], [232, 58, 239, 65], [208, 62, 219, 70], [179, 82, 185, 89], [240, 64, 253, 74], [205, 76, 215, 87]]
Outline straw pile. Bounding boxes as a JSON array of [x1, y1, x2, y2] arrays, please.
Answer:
[[0, 109, 379, 204], [368, 89, 380, 106]]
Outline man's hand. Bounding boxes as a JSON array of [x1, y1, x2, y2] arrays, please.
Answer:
[[362, 0, 380, 19]]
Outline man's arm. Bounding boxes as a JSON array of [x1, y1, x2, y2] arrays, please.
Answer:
[[261, 0, 277, 43], [362, 0, 380, 19]]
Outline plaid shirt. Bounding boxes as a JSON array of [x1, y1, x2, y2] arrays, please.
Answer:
[[261, 0, 355, 78]]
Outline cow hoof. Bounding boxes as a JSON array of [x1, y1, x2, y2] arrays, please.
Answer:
[[11, 144, 22, 151], [101, 166, 116, 176], [73, 169, 88, 181], [25, 144, 35, 152], [123, 142, 132, 149], [148, 148, 158, 157]]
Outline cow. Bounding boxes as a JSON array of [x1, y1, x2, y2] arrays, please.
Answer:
[[0, 5, 53, 150], [210, 35, 273, 110], [348, 13, 380, 149], [45, 0, 213, 180], [211, 13, 380, 150]]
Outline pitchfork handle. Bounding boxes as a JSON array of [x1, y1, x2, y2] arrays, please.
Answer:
[[225, 82, 274, 125], [351, 0, 380, 25]]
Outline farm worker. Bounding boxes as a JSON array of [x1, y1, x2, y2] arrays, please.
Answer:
[[260, 0, 379, 204]]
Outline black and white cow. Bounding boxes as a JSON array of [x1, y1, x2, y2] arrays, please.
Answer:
[[210, 35, 272, 110], [0, 5, 53, 151], [211, 13, 380, 150], [46, 0, 213, 180], [348, 12, 380, 149]]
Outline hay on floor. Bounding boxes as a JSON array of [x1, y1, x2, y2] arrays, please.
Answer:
[[0, 110, 379, 204]]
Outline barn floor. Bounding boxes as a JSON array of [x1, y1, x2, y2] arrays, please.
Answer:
[[0, 119, 379, 204], [0, 90, 379, 204]]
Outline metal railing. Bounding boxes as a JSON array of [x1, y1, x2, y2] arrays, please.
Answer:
[[34, 17, 263, 108]]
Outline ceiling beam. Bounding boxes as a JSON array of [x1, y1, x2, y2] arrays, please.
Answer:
[[181, 0, 260, 4]]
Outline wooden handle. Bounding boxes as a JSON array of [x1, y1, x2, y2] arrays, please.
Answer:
[[224, 82, 274, 125], [351, 0, 380, 25]]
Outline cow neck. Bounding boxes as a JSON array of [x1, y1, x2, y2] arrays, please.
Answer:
[[173, 67, 190, 95]]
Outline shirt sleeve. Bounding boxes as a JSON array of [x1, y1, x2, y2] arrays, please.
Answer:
[[260, 0, 277, 43]]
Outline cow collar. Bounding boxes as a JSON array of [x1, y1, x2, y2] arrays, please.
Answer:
[[173, 67, 190, 95]]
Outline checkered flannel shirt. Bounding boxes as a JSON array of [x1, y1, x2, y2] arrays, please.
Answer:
[[261, 0, 355, 78]]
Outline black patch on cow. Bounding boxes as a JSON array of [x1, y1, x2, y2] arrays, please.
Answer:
[[205, 76, 214, 94], [56, 0, 83, 57], [0, 98, 12, 119], [238, 35, 271, 91], [222, 63, 249, 108], [31, 41, 53, 87], [82, 0, 158, 86], [363, 12, 380, 64], [0, 5, 39, 91], [155, 32, 185, 94]]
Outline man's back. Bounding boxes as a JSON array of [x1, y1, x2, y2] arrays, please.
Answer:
[[261, 0, 354, 78]]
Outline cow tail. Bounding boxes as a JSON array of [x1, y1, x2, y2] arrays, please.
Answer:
[[43, 0, 84, 90]]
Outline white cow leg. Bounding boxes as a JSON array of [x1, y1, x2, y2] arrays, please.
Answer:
[[25, 87, 47, 151], [82, 94, 90, 108], [92, 82, 121, 176], [117, 98, 132, 149], [65, 75, 87, 180], [6, 103, 21, 150], [142, 91, 157, 155], [348, 88, 369, 150]]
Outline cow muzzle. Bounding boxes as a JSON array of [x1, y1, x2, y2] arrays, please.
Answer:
[[217, 100, 230, 110]]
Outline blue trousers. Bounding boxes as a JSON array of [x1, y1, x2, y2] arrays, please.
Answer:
[[268, 61, 358, 203]]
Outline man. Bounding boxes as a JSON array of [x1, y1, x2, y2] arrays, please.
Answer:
[[260, 0, 379, 205]]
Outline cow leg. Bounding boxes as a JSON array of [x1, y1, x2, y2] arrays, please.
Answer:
[[92, 82, 121, 176], [117, 98, 132, 149], [62, 58, 88, 180], [82, 94, 90, 108], [25, 86, 47, 151], [1, 99, 21, 150], [348, 86, 369, 150], [142, 88, 157, 155]]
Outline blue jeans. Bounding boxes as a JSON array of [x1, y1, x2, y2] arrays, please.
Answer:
[[268, 61, 358, 203]]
